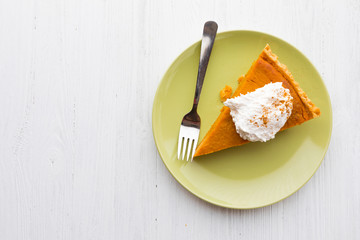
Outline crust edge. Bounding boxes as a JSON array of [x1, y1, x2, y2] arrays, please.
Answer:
[[262, 44, 321, 118]]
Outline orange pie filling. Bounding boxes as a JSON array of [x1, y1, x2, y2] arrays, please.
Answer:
[[193, 44, 320, 157]]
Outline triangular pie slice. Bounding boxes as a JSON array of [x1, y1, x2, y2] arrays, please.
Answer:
[[193, 44, 321, 157]]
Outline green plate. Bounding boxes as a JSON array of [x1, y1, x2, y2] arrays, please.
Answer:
[[152, 30, 332, 209]]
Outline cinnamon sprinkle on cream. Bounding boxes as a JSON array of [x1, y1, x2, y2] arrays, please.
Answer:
[[224, 82, 293, 142]]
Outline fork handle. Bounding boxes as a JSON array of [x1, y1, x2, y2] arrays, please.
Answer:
[[192, 21, 218, 110]]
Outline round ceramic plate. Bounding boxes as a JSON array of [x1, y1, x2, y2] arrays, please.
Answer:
[[152, 30, 332, 209]]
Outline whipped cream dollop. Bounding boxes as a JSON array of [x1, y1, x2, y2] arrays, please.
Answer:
[[224, 82, 293, 142]]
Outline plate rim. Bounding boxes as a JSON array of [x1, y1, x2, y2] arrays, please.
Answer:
[[152, 29, 333, 209]]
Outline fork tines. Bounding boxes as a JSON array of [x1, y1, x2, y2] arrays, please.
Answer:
[[177, 126, 200, 161]]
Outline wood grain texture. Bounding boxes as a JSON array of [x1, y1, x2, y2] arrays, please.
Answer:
[[0, 0, 359, 239]]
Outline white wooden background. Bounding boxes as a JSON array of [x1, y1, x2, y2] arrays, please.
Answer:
[[0, 0, 359, 239]]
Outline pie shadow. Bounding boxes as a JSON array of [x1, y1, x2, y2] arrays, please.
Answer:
[[193, 129, 304, 180]]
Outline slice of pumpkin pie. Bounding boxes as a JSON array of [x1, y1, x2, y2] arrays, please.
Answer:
[[193, 44, 320, 157]]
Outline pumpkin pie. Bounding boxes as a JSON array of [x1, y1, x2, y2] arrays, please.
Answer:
[[193, 44, 320, 157]]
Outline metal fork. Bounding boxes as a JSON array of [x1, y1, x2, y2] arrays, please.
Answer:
[[177, 21, 218, 161]]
